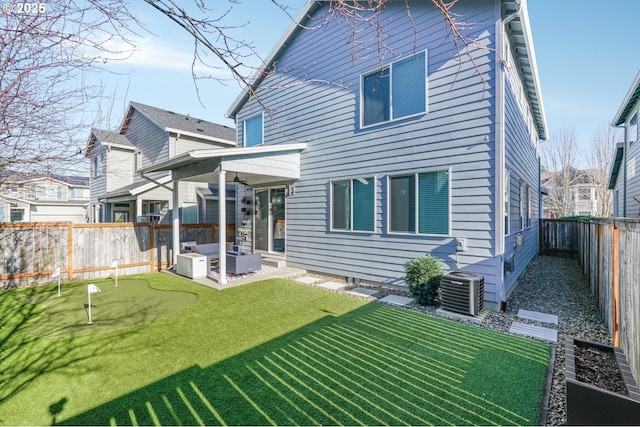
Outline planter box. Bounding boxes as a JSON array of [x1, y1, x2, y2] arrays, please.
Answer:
[[566, 337, 640, 425]]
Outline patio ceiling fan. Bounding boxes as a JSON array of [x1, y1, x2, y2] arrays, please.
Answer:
[[233, 172, 248, 185]]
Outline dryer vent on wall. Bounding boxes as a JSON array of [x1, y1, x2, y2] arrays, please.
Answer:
[[440, 271, 484, 316]]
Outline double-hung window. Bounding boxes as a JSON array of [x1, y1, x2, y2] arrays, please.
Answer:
[[332, 177, 375, 232], [244, 113, 263, 147], [361, 51, 427, 127], [388, 170, 449, 235]]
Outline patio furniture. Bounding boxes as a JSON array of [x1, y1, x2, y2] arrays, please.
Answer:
[[176, 253, 208, 279], [226, 251, 261, 275], [193, 243, 220, 268]]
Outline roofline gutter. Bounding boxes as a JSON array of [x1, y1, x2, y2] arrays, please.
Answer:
[[614, 122, 628, 217]]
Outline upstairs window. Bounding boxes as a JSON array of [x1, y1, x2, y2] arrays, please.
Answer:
[[361, 51, 427, 127], [244, 113, 263, 147], [332, 177, 376, 232]]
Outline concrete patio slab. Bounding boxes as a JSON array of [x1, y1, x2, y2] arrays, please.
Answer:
[[345, 287, 378, 297], [517, 309, 558, 325], [435, 307, 490, 324], [509, 321, 557, 342], [379, 295, 413, 306], [317, 281, 347, 290], [295, 276, 322, 285]]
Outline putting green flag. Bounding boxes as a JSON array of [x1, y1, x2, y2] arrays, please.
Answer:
[[88, 284, 102, 294]]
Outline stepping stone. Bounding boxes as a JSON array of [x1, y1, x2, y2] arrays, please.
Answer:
[[295, 276, 322, 285], [345, 287, 378, 297], [379, 295, 413, 307], [509, 321, 557, 342], [317, 281, 347, 290], [517, 309, 558, 325]]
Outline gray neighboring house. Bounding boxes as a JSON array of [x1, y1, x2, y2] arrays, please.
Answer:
[[85, 101, 237, 224], [0, 174, 90, 223], [609, 70, 640, 219], [146, 0, 547, 306]]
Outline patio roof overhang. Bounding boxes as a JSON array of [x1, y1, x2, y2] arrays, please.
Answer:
[[141, 143, 307, 186], [141, 143, 306, 286]]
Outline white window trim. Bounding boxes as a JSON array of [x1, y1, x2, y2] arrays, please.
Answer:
[[526, 184, 531, 228], [519, 179, 525, 231], [505, 168, 511, 236], [386, 168, 451, 237], [359, 50, 428, 129], [330, 175, 377, 233], [243, 112, 264, 147]]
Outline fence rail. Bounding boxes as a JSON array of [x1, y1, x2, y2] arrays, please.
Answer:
[[0, 222, 235, 288], [571, 218, 640, 389]]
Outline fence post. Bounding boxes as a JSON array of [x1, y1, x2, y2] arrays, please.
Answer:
[[613, 225, 620, 346], [149, 222, 155, 272], [67, 222, 73, 280]]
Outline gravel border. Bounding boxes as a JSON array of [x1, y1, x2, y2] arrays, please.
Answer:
[[294, 255, 610, 426]]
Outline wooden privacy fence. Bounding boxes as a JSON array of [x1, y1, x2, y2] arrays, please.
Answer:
[[0, 222, 235, 288], [577, 218, 640, 388], [539, 218, 580, 258]]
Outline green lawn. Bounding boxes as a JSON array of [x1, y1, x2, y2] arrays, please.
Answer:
[[0, 273, 550, 426]]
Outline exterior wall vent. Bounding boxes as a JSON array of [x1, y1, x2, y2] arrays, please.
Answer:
[[440, 271, 484, 316]]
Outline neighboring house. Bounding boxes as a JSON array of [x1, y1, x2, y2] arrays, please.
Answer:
[[0, 174, 90, 223], [609, 70, 640, 219], [542, 167, 601, 218], [146, 0, 547, 308], [85, 102, 237, 224]]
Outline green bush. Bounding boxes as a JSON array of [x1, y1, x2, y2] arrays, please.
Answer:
[[404, 255, 444, 306]]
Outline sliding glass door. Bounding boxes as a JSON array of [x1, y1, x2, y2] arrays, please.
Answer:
[[254, 187, 285, 254]]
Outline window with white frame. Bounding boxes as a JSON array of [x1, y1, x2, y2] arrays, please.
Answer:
[[519, 179, 524, 231], [526, 184, 531, 228], [505, 169, 510, 236], [361, 51, 427, 127], [388, 170, 449, 235], [332, 177, 375, 232], [93, 154, 102, 178], [182, 202, 198, 224], [244, 113, 263, 147]]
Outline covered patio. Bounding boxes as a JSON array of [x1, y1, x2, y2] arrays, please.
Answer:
[[141, 143, 306, 284]]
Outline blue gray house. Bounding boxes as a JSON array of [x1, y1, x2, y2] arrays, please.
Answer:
[[148, 0, 546, 308], [609, 70, 640, 219]]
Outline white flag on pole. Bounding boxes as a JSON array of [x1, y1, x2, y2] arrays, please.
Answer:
[[88, 284, 102, 294], [52, 267, 60, 278]]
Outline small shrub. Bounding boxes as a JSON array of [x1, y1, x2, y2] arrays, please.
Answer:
[[404, 255, 444, 306]]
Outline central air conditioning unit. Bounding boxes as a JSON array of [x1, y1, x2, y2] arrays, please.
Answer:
[[440, 271, 484, 316]]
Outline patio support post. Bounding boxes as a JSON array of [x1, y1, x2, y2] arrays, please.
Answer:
[[218, 170, 227, 285], [136, 197, 143, 222], [172, 180, 180, 266]]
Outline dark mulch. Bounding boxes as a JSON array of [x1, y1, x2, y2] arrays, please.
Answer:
[[575, 342, 627, 395]]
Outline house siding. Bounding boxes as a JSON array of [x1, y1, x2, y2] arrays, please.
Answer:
[[123, 109, 170, 177], [105, 148, 134, 193], [501, 26, 542, 298], [236, 1, 506, 300], [626, 139, 640, 218]]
